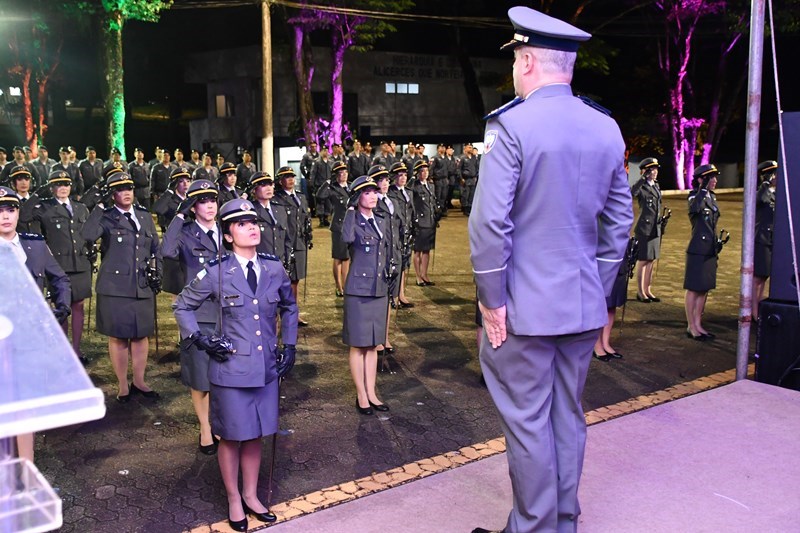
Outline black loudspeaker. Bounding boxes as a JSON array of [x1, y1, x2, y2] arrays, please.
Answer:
[[756, 299, 800, 391], [769, 112, 800, 300]]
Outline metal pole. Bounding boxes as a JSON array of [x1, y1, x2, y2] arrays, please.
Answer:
[[736, 0, 766, 381], [261, 0, 275, 174]]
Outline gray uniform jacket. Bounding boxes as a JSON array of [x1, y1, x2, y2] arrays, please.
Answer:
[[755, 183, 775, 247], [317, 182, 349, 232], [173, 254, 298, 388], [149, 163, 175, 196], [78, 159, 103, 191], [388, 185, 415, 231], [469, 84, 633, 336], [342, 209, 391, 297], [375, 195, 403, 271], [300, 151, 319, 181], [459, 155, 479, 183], [82, 205, 160, 298], [254, 201, 292, 265], [348, 153, 370, 179], [631, 178, 662, 240], [52, 162, 84, 196], [686, 189, 720, 256], [311, 158, 332, 189], [218, 186, 243, 206], [273, 188, 311, 253], [152, 190, 184, 225], [161, 216, 224, 323], [20, 233, 71, 311], [30, 199, 92, 274], [192, 166, 218, 182], [411, 180, 436, 229]]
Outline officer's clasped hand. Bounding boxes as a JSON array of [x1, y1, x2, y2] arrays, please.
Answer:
[[53, 305, 71, 324], [277, 344, 296, 378], [189, 331, 232, 362]]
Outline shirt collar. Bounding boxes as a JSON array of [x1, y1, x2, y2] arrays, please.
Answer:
[[115, 205, 134, 216], [524, 82, 570, 100], [233, 251, 258, 271]]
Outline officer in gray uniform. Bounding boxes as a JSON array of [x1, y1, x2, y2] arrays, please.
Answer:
[[82, 172, 162, 402], [684, 164, 721, 340], [31, 145, 56, 180], [753, 160, 777, 320], [218, 162, 243, 205], [161, 179, 223, 454], [429, 143, 450, 217], [52, 147, 83, 198], [468, 8, 632, 533], [249, 171, 292, 267], [128, 147, 151, 210], [236, 150, 257, 189], [316, 161, 351, 296], [153, 167, 192, 292], [342, 175, 392, 415], [1, 146, 41, 187], [631, 157, 663, 302], [300, 141, 320, 216], [78, 146, 103, 192], [387, 161, 415, 307], [30, 171, 93, 363], [311, 147, 333, 226], [173, 198, 297, 532], [459, 143, 479, 215], [410, 160, 437, 286]]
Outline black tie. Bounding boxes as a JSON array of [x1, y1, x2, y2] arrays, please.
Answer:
[[267, 206, 276, 224], [206, 229, 217, 252], [368, 218, 381, 238], [291, 194, 301, 207], [246, 261, 257, 293], [63, 202, 73, 218], [124, 212, 137, 231]]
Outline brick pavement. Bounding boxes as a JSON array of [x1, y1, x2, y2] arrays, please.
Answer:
[[35, 192, 749, 532]]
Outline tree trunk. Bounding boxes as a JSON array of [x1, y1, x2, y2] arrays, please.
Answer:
[[102, 10, 127, 159], [21, 68, 37, 148], [329, 31, 346, 148], [291, 25, 318, 146]]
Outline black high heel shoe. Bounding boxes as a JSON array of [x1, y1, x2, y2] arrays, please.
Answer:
[[592, 351, 612, 362], [228, 515, 247, 532], [242, 499, 277, 523], [636, 294, 651, 303], [198, 436, 217, 456], [130, 383, 160, 399], [356, 398, 373, 415], [647, 295, 661, 302], [686, 328, 706, 341], [369, 400, 390, 412]]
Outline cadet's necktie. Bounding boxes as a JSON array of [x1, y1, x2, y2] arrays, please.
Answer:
[[291, 194, 301, 207], [384, 197, 394, 215], [368, 217, 382, 239], [402, 188, 409, 202], [63, 202, 73, 217], [206, 229, 217, 252], [124, 212, 138, 232], [246, 261, 258, 293], [267, 206, 276, 224]]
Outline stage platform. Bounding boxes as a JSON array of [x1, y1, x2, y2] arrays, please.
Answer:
[[267, 380, 800, 532]]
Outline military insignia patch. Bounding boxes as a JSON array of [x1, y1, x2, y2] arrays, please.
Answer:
[[484, 130, 498, 154]]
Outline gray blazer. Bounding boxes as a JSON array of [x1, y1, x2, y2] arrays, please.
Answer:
[[469, 84, 633, 336], [253, 201, 292, 264], [173, 254, 298, 388], [342, 209, 391, 297], [631, 178, 662, 240], [30, 198, 92, 274]]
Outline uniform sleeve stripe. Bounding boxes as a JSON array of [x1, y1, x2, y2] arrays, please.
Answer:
[[597, 257, 623, 263], [473, 265, 507, 274]]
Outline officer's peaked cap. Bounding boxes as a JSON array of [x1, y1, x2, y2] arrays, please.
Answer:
[[500, 6, 591, 53]]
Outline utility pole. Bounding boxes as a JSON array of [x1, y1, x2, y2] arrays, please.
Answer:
[[262, 0, 275, 174]]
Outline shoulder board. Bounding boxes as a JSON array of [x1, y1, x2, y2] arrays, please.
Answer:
[[207, 255, 231, 267], [373, 211, 386, 219], [483, 96, 524, 121], [257, 253, 281, 262], [134, 204, 149, 212], [19, 232, 45, 241], [577, 95, 612, 116]]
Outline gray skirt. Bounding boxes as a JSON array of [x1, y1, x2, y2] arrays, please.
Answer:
[[637, 236, 660, 261], [606, 269, 629, 309], [754, 243, 772, 279], [96, 294, 155, 339], [161, 257, 185, 295], [331, 230, 349, 261], [67, 270, 92, 302], [180, 322, 214, 392], [413, 227, 436, 252], [684, 253, 717, 292], [291, 249, 308, 281], [210, 379, 279, 441], [342, 294, 388, 347]]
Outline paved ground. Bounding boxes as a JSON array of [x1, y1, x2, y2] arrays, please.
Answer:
[[35, 192, 749, 532]]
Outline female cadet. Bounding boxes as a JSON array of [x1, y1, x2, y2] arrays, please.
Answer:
[[161, 179, 222, 454], [373, 165, 402, 364], [593, 237, 637, 361], [684, 164, 721, 340], [82, 172, 161, 402], [387, 161, 415, 307], [753, 160, 777, 320], [30, 170, 93, 363], [342, 175, 392, 414], [174, 199, 297, 532], [153, 167, 192, 295], [249, 171, 292, 268], [631, 157, 663, 302], [218, 162, 244, 205], [410, 160, 437, 286], [316, 160, 351, 296]]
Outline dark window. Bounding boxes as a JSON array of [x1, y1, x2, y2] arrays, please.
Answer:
[[312, 91, 329, 115]]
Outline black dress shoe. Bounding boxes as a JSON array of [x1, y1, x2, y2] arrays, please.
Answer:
[[593, 351, 613, 362], [356, 399, 373, 415], [636, 294, 651, 303], [607, 351, 624, 359], [198, 436, 217, 456], [423, 280, 435, 286], [298, 318, 309, 327], [377, 349, 385, 356], [369, 401, 390, 412], [130, 383, 160, 399], [228, 516, 247, 532], [335, 289, 343, 298], [399, 301, 415, 308], [647, 296, 661, 302], [242, 499, 277, 523], [116, 394, 130, 404], [686, 329, 706, 341], [390, 300, 399, 309], [384, 347, 395, 355], [415, 281, 426, 286], [701, 331, 716, 339]]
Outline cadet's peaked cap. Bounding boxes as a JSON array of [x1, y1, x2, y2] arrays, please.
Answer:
[[85, 145, 96, 152], [332, 161, 347, 173], [500, 6, 591, 53], [107, 172, 135, 189], [38, 145, 48, 151], [758, 160, 778, 174], [220, 199, 259, 222], [390, 162, 408, 174], [0, 186, 20, 207], [12, 146, 24, 152], [693, 164, 720, 178], [218, 162, 237, 178], [367, 165, 389, 181], [0, 146, 6, 154], [187, 179, 218, 199], [413, 160, 429, 173], [170, 167, 191, 181], [350, 175, 379, 197], [276, 166, 296, 179], [48, 170, 72, 186], [110, 147, 121, 155], [640, 157, 660, 171], [9, 165, 31, 180], [103, 163, 124, 179], [248, 171, 273, 189]]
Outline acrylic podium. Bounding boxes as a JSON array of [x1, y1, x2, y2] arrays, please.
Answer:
[[0, 246, 106, 532]]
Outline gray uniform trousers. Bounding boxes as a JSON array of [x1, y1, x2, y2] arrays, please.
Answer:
[[480, 329, 598, 533]]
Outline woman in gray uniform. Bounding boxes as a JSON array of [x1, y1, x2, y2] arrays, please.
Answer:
[[161, 179, 223, 455], [31, 170, 93, 362], [753, 160, 777, 320], [373, 165, 402, 363], [631, 157, 663, 302], [82, 173, 161, 402], [317, 160, 351, 296], [684, 164, 721, 340], [387, 161, 415, 307], [174, 199, 298, 532], [342, 175, 391, 415], [411, 160, 437, 286]]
